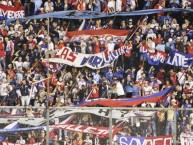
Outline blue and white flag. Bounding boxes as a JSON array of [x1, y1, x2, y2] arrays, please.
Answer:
[[166, 51, 193, 68]]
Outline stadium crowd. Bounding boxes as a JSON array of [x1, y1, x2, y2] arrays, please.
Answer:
[[0, 0, 192, 144]]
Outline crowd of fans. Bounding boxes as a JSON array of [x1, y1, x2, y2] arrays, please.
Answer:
[[0, 0, 193, 16], [0, 0, 192, 144]]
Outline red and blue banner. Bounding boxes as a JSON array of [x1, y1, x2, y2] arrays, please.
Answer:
[[0, 4, 24, 20], [79, 87, 173, 107], [166, 51, 193, 68]]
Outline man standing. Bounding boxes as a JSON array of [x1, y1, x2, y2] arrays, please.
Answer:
[[19, 80, 30, 106]]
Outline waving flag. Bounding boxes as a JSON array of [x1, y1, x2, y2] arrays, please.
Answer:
[[0, 4, 24, 20], [0, 121, 19, 141], [79, 87, 173, 107], [44, 45, 132, 69], [66, 29, 131, 42]]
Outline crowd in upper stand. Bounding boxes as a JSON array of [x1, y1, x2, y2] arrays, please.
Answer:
[[0, 0, 192, 144]]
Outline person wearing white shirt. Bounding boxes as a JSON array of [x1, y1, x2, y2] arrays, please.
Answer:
[[84, 134, 93, 144], [16, 135, 26, 144], [1, 0, 12, 6], [150, 18, 159, 29], [32, 0, 43, 14], [143, 81, 153, 96], [107, 0, 115, 13], [177, 68, 186, 85], [184, 75, 193, 88], [92, 70, 101, 84], [114, 79, 125, 98], [23, 56, 30, 70], [146, 37, 156, 53], [146, 29, 157, 39], [14, 20, 22, 31], [45, 37, 55, 58], [77, 75, 86, 89], [0, 83, 8, 98], [136, 67, 144, 81], [29, 84, 38, 105], [0, 68, 6, 82], [107, 39, 115, 52], [13, 57, 23, 69], [80, 39, 87, 54], [44, 0, 54, 13], [116, 0, 122, 11]]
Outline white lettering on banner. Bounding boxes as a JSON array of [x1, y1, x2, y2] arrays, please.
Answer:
[[57, 47, 78, 62], [164, 137, 172, 145], [49, 46, 131, 69], [84, 126, 97, 134], [118, 136, 172, 145], [0, 9, 8, 17], [130, 138, 142, 145], [167, 53, 191, 67], [74, 125, 84, 132], [0, 8, 24, 19], [144, 139, 153, 145], [52, 124, 115, 136], [119, 137, 129, 145], [148, 52, 165, 63]]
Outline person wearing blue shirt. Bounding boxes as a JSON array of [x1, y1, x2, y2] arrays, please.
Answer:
[[132, 81, 141, 97], [105, 68, 114, 81], [114, 67, 124, 79], [32, 0, 42, 14], [93, 0, 101, 12], [165, 38, 175, 53], [92, 70, 101, 84], [124, 81, 133, 98]]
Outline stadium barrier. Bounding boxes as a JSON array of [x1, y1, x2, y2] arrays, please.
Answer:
[[0, 107, 192, 145]]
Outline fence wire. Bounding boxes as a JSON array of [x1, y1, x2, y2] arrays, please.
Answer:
[[0, 107, 192, 145]]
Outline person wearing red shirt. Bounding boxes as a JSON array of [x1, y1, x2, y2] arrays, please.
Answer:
[[72, 134, 83, 145], [26, 35, 36, 50], [27, 133, 35, 144], [169, 69, 177, 85], [90, 81, 99, 99], [186, 41, 193, 54], [13, 0, 21, 7], [93, 36, 100, 54], [7, 64, 15, 80], [0, 37, 6, 70], [51, 73, 58, 86], [77, 0, 86, 10], [153, 33, 163, 45], [57, 39, 64, 50], [0, 25, 8, 37]]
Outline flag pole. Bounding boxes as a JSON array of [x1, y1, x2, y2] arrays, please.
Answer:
[[46, 17, 50, 145]]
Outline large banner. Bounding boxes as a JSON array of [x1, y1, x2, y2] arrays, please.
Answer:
[[79, 87, 173, 107], [52, 124, 121, 137], [166, 51, 193, 68], [118, 135, 172, 145], [15, 8, 193, 21], [140, 45, 167, 66], [0, 4, 24, 20], [50, 108, 155, 119], [66, 29, 130, 42], [46, 46, 132, 69], [140, 45, 193, 67]]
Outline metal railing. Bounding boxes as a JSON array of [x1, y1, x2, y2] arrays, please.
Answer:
[[0, 106, 192, 145]]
